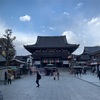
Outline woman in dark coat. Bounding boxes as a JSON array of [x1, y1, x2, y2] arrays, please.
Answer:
[[4, 71, 7, 85], [97, 71, 100, 80], [36, 71, 41, 87], [56, 69, 59, 80]]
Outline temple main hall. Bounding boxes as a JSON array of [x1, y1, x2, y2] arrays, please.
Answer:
[[24, 36, 79, 68]]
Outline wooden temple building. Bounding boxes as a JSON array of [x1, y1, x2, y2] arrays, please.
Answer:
[[24, 36, 79, 68]]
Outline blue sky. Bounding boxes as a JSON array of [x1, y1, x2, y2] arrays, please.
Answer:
[[0, 0, 100, 55]]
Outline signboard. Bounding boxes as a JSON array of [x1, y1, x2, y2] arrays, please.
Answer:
[[34, 61, 40, 65], [91, 62, 97, 65], [63, 60, 69, 64]]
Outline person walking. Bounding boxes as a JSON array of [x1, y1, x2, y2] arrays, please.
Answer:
[[36, 71, 41, 87], [4, 71, 7, 85], [83, 68, 87, 74], [79, 69, 82, 77], [97, 71, 100, 81], [53, 69, 56, 80], [7, 71, 12, 84], [76, 70, 79, 77], [57, 69, 59, 80]]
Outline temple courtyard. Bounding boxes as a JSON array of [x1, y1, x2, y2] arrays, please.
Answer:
[[0, 70, 100, 100]]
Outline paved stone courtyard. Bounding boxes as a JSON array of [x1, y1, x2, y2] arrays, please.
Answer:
[[0, 71, 100, 100]]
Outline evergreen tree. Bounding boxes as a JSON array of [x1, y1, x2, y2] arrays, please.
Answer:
[[0, 29, 16, 66]]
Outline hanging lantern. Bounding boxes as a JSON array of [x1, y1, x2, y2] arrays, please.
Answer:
[[56, 59, 59, 63], [68, 55, 72, 59]]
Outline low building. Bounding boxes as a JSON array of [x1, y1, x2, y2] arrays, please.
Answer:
[[74, 46, 100, 71], [0, 53, 8, 81]]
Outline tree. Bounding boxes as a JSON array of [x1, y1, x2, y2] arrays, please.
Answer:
[[0, 29, 16, 66]]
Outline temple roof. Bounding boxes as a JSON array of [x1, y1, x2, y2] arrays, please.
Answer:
[[36, 36, 69, 47], [15, 55, 30, 62], [75, 46, 100, 61], [76, 53, 91, 61], [24, 36, 79, 53], [84, 46, 100, 54]]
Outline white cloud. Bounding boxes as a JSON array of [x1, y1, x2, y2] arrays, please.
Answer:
[[41, 25, 56, 31], [63, 12, 70, 18], [0, 20, 8, 37], [88, 17, 100, 28], [62, 16, 100, 55], [85, 17, 100, 47], [88, 17, 99, 25], [19, 15, 31, 22], [13, 31, 37, 55], [75, 2, 83, 9], [62, 31, 78, 44], [62, 31, 84, 54], [0, 20, 37, 55], [1, 14, 100, 56], [49, 26, 56, 30]]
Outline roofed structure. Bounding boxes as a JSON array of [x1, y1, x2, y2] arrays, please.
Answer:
[[24, 36, 79, 68], [74, 46, 100, 67], [84, 46, 100, 54], [15, 55, 29, 62], [76, 53, 91, 61], [24, 36, 79, 53]]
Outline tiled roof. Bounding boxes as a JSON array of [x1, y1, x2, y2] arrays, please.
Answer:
[[76, 46, 100, 61], [25, 36, 79, 48], [24, 36, 79, 53], [35, 36, 68, 47], [15, 56, 28, 62], [76, 53, 91, 61], [84, 46, 100, 54]]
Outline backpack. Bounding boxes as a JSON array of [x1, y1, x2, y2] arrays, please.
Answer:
[[38, 74, 41, 80]]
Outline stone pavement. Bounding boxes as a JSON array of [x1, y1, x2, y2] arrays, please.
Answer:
[[0, 71, 100, 100], [74, 72, 100, 87]]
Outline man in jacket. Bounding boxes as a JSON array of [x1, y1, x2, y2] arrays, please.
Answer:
[[36, 71, 41, 87]]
